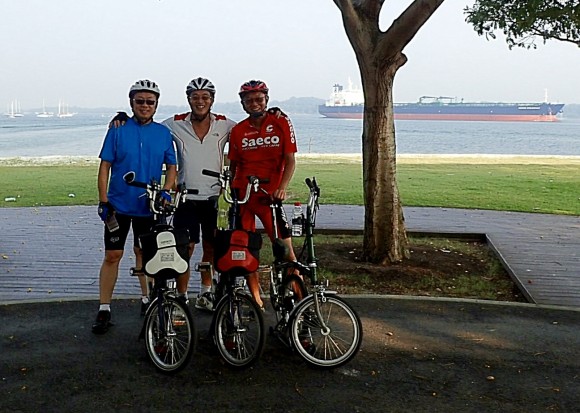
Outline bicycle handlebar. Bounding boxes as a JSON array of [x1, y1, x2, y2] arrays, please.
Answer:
[[201, 168, 268, 205], [305, 177, 320, 197], [304, 176, 320, 229], [201, 168, 226, 180], [123, 171, 146, 188], [123, 171, 198, 216]]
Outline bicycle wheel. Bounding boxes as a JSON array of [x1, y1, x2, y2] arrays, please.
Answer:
[[213, 293, 266, 369], [290, 294, 362, 369], [144, 296, 196, 373]]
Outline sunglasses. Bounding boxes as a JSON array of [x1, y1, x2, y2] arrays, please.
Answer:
[[243, 97, 266, 105], [133, 98, 157, 106]]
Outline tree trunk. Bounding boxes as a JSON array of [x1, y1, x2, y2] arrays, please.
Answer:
[[333, 0, 444, 263], [360, 55, 409, 264]]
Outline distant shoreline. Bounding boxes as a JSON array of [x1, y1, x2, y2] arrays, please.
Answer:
[[1, 153, 580, 166]]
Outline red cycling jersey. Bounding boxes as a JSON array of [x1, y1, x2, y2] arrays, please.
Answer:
[[228, 112, 297, 195]]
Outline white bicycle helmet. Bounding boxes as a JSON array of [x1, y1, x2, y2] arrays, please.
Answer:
[[129, 79, 160, 98], [186, 77, 216, 96]]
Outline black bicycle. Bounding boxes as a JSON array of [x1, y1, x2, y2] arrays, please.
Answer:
[[200, 168, 266, 369], [268, 177, 363, 368], [124, 171, 197, 374]]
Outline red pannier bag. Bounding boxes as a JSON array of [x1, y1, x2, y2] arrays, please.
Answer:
[[214, 229, 262, 273]]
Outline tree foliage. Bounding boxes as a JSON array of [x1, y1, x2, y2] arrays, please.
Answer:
[[465, 0, 580, 49]]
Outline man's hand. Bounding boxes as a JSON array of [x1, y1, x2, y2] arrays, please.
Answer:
[[108, 111, 130, 129], [267, 106, 287, 118], [97, 201, 113, 221], [272, 188, 287, 201], [160, 191, 171, 203]]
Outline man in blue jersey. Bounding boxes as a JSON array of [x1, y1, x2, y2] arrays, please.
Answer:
[[92, 79, 177, 334]]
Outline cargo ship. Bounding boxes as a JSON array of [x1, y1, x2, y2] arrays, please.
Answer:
[[319, 83, 565, 122]]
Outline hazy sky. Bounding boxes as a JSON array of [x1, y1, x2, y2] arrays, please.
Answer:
[[2, 0, 579, 110]]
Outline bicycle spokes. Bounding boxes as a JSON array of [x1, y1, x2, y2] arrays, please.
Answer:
[[213, 294, 265, 369], [144, 298, 195, 373]]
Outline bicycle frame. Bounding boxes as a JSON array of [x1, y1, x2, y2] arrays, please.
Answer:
[[266, 177, 363, 368], [148, 278, 176, 334], [123, 171, 198, 373], [300, 177, 320, 284], [270, 177, 321, 285], [271, 177, 335, 334], [200, 168, 267, 368]]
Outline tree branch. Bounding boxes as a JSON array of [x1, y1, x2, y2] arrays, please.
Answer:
[[333, 0, 377, 60], [378, 0, 445, 53]]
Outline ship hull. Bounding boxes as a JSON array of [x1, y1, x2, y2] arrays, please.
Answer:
[[318, 103, 565, 122]]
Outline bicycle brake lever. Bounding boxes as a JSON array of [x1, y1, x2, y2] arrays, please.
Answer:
[[249, 176, 260, 192]]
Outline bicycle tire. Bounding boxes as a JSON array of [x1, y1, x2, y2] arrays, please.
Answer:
[[213, 292, 266, 369], [289, 294, 362, 369], [144, 296, 196, 374]]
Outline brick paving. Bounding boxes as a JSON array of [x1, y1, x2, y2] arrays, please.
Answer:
[[0, 205, 578, 307]]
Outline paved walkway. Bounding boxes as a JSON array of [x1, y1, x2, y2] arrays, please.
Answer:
[[0, 205, 579, 307], [319, 206, 580, 307]]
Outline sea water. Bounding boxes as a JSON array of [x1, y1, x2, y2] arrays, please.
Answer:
[[1, 112, 579, 158]]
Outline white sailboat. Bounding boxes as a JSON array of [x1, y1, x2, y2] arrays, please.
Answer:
[[4, 102, 15, 118], [57, 99, 76, 118], [36, 100, 54, 118], [4, 100, 24, 118], [13, 100, 24, 117]]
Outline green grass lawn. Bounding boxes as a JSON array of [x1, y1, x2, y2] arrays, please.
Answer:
[[0, 159, 579, 215]]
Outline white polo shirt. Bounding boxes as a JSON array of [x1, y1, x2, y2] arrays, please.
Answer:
[[163, 112, 236, 200]]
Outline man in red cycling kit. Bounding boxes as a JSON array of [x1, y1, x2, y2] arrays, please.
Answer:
[[228, 80, 298, 310]]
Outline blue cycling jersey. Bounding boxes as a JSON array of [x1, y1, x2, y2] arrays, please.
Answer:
[[99, 118, 177, 217]]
